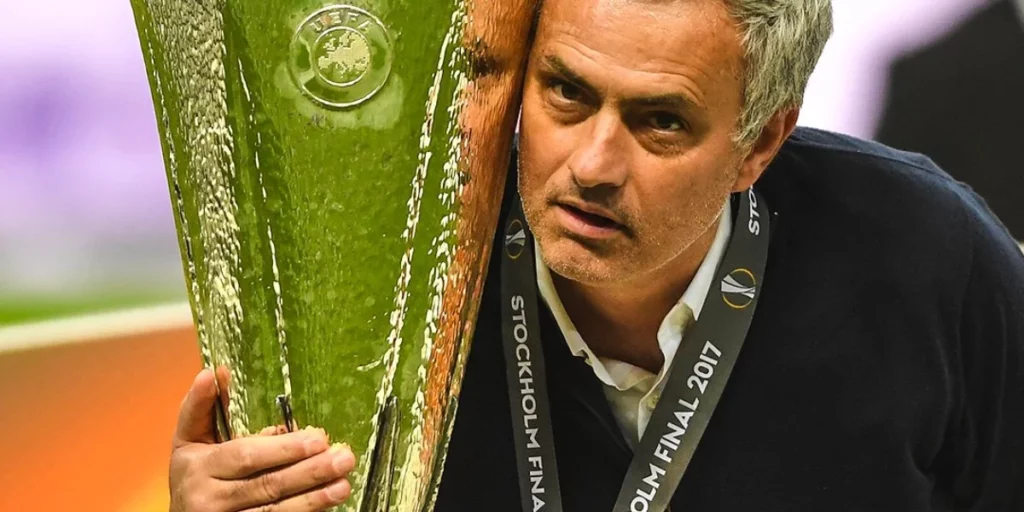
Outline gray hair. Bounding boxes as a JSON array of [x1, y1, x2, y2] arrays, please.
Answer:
[[531, 0, 833, 148], [725, 0, 833, 148]]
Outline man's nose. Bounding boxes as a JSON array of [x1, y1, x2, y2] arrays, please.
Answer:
[[566, 111, 629, 189]]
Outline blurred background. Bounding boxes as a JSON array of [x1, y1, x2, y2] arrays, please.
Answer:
[[0, 0, 1020, 510]]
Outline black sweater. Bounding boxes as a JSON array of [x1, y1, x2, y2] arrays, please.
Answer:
[[434, 128, 1024, 511]]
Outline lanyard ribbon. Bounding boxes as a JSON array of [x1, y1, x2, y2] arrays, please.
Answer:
[[500, 188, 771, 512]]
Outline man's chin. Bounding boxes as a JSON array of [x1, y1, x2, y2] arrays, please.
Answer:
[[538, 237, 631, 285]]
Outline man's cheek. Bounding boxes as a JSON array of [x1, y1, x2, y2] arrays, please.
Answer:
[[519, 166, 548, 202]]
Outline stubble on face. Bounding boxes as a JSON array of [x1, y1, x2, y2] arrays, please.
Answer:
[[518, 144, 738, 287], [517, 0, 746, 287]]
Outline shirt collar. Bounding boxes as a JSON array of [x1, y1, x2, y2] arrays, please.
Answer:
[[535, 197, 733, 390], [1016, 0, 1024, 27], [678, 197, 733, 322]]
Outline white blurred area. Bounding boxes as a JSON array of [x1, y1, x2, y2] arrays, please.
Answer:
[[0, 0, 999, 310], [801, 0, 988, 137]]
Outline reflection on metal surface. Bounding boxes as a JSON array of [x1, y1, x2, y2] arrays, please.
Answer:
[[128, 0, 537, 509]]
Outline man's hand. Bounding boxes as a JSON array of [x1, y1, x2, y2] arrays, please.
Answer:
[[169, 369, 355, 512]]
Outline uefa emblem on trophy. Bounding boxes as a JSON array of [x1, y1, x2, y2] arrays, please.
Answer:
[[289, 5, 393, 108]]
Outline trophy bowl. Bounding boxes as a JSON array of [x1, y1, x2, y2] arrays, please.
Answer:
[[129, 0, 536, 509]]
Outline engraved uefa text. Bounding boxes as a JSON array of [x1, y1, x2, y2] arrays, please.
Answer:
[[290, 5, 393, 108]]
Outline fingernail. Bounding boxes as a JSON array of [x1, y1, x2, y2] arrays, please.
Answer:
[[326, 479, 350, 502], [331, 443, 353, 473], [303, 425, 329, 439], [303, 432, 326, 453]]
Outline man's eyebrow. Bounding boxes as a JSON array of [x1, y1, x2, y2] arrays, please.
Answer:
[[540, 55, 596, 92], [623, 93, 703, 111], [540, 54, 705, 110]]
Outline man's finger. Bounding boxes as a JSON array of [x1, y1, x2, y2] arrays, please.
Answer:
[[174, 369, 220, 447], [207, 428, 330, 479], [215, 365, 232, 418], [238, 478, 351, 512], [257, 425, 289, 436], [223, 443, 356, 510]]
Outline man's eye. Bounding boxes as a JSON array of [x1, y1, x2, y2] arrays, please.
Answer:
[[551, 81, 582, 102], [650, 112, 685, 132]]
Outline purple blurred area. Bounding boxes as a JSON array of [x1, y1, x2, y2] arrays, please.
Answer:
[[0, 0, 182, 297], [0, 0, 995, 303]]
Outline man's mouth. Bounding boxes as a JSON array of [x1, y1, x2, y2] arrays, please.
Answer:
[[552, 201, 626, 240], [560, 204, 620, 229]]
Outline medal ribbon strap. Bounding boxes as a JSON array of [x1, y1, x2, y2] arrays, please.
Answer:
[[501, 198, 565, 512], [612, 188, 770, 512], [502, 189, 771, 512]]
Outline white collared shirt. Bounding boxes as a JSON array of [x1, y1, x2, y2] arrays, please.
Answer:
[[535, 200, 733, 445]]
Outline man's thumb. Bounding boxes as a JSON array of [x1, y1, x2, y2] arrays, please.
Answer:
[[173, 369, 220, 446]]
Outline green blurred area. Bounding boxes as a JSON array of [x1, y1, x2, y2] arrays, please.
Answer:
[[0, 290, 185, 326]]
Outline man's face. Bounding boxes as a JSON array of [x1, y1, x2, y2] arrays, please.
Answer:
[[519, 0, 747, 285]]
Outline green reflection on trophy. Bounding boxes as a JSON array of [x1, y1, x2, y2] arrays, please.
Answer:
[[129, 0, 536, 509]]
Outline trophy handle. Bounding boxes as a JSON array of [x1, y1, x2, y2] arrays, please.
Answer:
[[362, 396, 401, 512]]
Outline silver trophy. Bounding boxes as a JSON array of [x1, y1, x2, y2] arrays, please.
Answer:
[[129, 0, 537, 509]]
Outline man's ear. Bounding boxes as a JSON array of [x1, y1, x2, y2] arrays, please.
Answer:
[[733, 107, 800, 192]]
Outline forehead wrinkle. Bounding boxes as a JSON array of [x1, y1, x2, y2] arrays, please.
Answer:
[[541, 37, 712, 110], [536, 0, 744, 98]]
